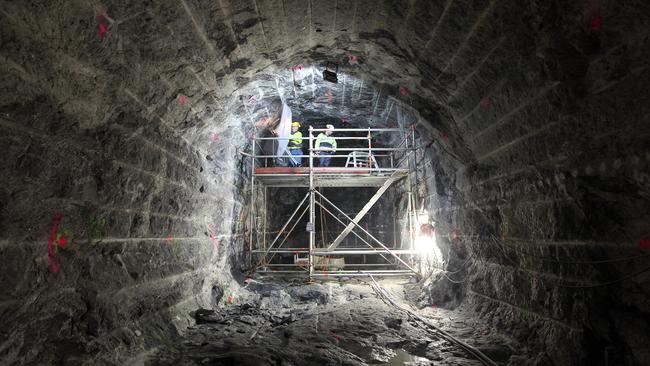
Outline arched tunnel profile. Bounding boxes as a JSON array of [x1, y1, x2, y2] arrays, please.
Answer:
[[1, 1, 649, 365]]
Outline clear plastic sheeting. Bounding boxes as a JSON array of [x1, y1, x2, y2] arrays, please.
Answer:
[[276, 103, 292, 164]]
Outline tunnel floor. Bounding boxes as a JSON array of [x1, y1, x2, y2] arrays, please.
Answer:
[[144, 279, 524, 366]]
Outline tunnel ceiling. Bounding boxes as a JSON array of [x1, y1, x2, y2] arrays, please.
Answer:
[[1, 0, 546, 152], [6, 0, 642, 162]]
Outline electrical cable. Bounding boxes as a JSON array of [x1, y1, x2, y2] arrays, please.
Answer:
[[367, 275, 499, 366]]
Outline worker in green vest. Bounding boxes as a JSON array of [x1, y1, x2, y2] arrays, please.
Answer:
[[288, 121, 303, 167], [315, 124, 337, 167]]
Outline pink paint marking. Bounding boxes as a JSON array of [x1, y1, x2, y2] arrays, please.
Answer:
[[178, 95, 186, 105], [590, 14, 602, 33], [348, 54, 358, 64], [209, 224, 218, 250], [450, 228, 459, 242], [399, 86, 409, 97], [165, 235, 173, 242], [442, 133, 449, 143], [327, 86, 333, 104], [47, 212, 63, 274], [248, 95, 257, 105], [98, 22, 107, 40], [210, 133, 219, 142], [640, 237, 650, 249], [57, 235, 69, 249], [420, 223, 434, 237], [291, 64, 304, 71], [451, 228, 462, 253], [482, 96, 490, 111]]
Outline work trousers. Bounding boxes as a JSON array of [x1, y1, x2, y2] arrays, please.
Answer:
[[288, 148, 302, 167], [319, 152, 333, 167]]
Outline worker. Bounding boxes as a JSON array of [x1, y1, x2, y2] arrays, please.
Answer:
[[315, 124, 337, 167], [288, 121, 303, 167]]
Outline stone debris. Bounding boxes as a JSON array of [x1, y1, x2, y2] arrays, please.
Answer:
[[148, 280, 526, 366]]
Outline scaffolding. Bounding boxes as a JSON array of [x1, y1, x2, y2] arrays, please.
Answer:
[[242, 126, 421, 280]]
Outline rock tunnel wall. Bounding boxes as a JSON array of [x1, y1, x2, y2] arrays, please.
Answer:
[[0, 102, 249, 363], [1, 0, 649, 365], [415, 2, 650, 365]]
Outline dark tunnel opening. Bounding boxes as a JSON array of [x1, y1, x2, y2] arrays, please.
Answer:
[[1, 1, 649, 365]]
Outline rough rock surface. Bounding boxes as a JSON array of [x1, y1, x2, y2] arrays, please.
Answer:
[[0, 0, 649, 365], [149, 279, 521, 366]]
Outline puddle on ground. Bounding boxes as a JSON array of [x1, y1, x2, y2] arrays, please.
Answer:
[[383, 349, 430, 365]]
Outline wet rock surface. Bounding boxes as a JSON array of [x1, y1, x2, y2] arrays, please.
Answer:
[[148, 279, 522, 366]]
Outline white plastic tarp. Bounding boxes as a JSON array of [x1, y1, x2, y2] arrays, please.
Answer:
[[276, 103, 292, 157]]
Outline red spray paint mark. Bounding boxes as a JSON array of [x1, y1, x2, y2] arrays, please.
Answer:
[[482, 96, 490, 111], [210, 133, 219, 142], [451, 228, 461, 253], [590, 14, 602, 33], [178, 95, 186, 105], [442, 133, 449, 143], [47, 212, 63, 274], [399, 86, 409, 97], [291, 64, 304, 71], [165, 235, 174, 242], [420, 223, 434, 237], [244, 277, 253, 285], [348, 54, 358, 64], [640, 237, 650, 249], [57, 235, 69, 249], [98, 22, 107, 40], [209, 224, 218, 250], [450, 229, 458, 242], [327, 86, 333, 105]]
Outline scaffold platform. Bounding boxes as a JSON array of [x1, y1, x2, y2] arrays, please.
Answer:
[[254, 167, 409, 187], [242, 127, 422, 280]]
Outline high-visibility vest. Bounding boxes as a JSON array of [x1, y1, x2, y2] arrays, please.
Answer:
[[288, 131, 303, 148], [315, 133, 337, 150]]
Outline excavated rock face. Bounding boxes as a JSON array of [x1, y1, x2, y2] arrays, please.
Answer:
[[1, 0, 649, 365]]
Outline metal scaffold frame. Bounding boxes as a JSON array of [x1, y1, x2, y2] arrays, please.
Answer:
[[242, 126, 422, 281]]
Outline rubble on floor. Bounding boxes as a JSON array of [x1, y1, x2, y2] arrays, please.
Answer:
[[146, 279, 528, 366]]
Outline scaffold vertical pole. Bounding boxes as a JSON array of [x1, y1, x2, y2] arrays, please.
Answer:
[[263, 186, 267, 252], [249, 135, 256, 269], [308, 126, 315, 281]]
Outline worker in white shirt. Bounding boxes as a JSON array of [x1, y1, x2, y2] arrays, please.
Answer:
[[314, 124, 337, 167]]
